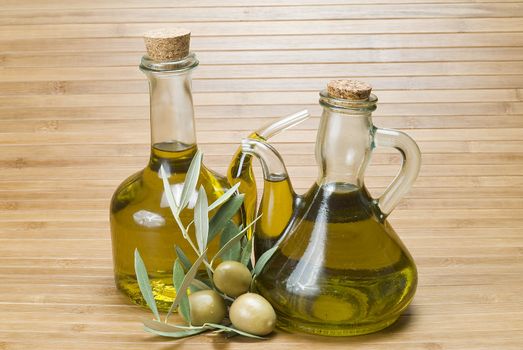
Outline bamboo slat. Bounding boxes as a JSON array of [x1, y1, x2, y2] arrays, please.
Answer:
[[0, 1, 522, 349]]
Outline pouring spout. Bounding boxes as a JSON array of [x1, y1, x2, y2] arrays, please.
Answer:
[[241, 139, 292, 185], [228, 110, 309, 241], [229, 109, 309, 179], [256, 109, 310, 140], [241, 139, 297, 258]]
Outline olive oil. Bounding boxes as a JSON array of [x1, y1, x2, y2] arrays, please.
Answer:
[[254, 181, 417, 336], [110, 142, 231, 310], [254, 176, 296, 258], [227, 110, 311, 242], [258, 177, 294, 239], [227, 132, 260, 240]]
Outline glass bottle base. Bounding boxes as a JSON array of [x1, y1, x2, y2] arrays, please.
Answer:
[[276, 313, 400, 336], [115, 273, 175, 312]]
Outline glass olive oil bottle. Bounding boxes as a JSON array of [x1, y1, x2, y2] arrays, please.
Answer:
[[110, 29, 233, 310], [242, 79, 421, 336], [110, 29, 309, 311]]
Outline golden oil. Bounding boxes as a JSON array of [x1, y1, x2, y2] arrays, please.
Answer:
[[253, 176, 295, 259], [254, 181, 417, 336], [227, 133, 260, 241], [110, 142, 232, 310], [227, 109, 311, 242]]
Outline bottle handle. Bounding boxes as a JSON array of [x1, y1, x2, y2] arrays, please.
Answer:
[[373, 127, 421, 218]]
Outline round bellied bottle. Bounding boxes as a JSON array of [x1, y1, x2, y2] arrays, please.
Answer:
[[243, 79, 421, 336]]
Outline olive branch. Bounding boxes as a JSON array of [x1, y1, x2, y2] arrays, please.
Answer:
[[134, 150, 277, 339]]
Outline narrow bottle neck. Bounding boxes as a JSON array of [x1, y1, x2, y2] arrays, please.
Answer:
[[147, 70, 196, 148], [316, 93, 377, 187], [141, 59, 197, 152]]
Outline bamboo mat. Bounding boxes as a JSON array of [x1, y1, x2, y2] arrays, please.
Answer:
[[1, 1, 523, 349]]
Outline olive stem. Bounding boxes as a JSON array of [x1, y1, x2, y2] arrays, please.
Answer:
[[208, 215, 261, 267], [164, 323, 207, 330], [185, 232, 215, 274], [174, 218, 215, 274], [206, 261, 215, 274], [217, 292, 235, 302]]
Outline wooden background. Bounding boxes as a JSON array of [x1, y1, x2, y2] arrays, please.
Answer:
[[1, 1, 522, 349]]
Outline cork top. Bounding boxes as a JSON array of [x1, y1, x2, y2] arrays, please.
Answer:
[[143, 28, 191, 61], [327, 79, 372, 100]]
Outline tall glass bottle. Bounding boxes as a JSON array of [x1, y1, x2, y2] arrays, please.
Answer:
[[110, 30, 233, 310]]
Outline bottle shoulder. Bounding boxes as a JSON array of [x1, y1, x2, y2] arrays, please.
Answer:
[[111, 170, 144, 201], [110, 162, 232, 214], [201, 164, 229, 188]]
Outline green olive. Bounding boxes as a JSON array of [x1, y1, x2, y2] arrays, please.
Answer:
[[229, 293, 277, 336], [213, 261, 252, 297], [183, 290, 226, 326]]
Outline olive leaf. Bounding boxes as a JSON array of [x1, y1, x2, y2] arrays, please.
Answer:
[[166, 249, 208, 320], [240, 236, 253, 267], [219, 221, 241, 262], [190, 279, 211, 292], [144, 325, 207, 338], [208, 195, 244, 243], [159, 165, 187, 239], [210, 216, 261, 266], [208, 182, 240, 211], [204, 323, 265, 339], [140, 149, 273, 341], [134, 249, 160, 322], [178, 150, 202, 212], [144, 319, 198, 331], [194, 186, 209, 254], [149, 320, 256, 338], [252, 246, 278, 276], [175, 245, 192, 271], [194, 187, 214, 283], [143, 320, 264, 340], [159, 165, 180, 214], [172, 260, 191, 323], [143, 319, 209, 338]]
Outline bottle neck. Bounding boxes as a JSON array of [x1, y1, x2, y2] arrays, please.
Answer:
[[140, 54, 199, 152], [316, 91, 377, 187]]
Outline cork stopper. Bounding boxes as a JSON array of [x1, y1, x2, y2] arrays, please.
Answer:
[[143, 28, 191, 61], [327, 79, 372, 100]]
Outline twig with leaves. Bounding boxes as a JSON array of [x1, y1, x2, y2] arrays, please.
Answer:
[[134, 150, 278, 339]]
